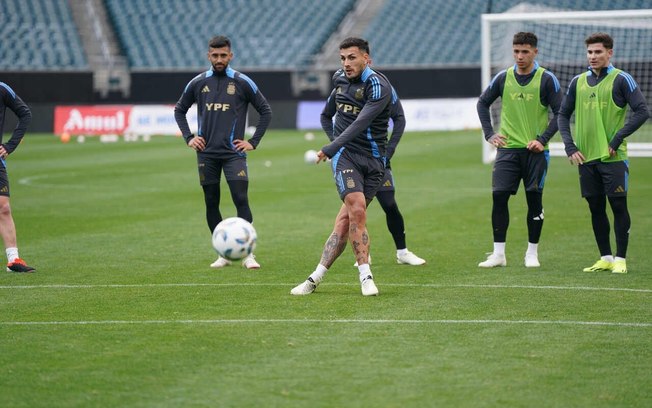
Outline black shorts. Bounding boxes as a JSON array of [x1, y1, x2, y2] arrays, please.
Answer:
[[0, 166, 9, 197], [579, 161, 629, 197], [376, 168, 395, 193], [330, 148, 385, 201], [197, 155, 248, 185], [492, 148, 549, 194]]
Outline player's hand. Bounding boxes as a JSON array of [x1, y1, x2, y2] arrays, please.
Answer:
[[488, 133, 507, 148], [188, 136, 206, 152], [527, 140, 544, 153], [316, 150, 328, 163], [0, 145, 8, 159], [569, 151, 585, 165], [233, 139, 254, 152], [608, 147, 617, 157]]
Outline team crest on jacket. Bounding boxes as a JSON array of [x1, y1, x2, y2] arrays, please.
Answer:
[[227, 82, 236, 95], [354, 87, 364, 100]]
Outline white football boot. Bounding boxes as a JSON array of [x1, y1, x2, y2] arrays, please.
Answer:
[[360, 275, 379, 296], [290, 278, 319, 295], [210, 256, 232, 268], [524, 253, 540, 268], [242, 254, 260, 269], [478, 253, 507, 268], [397, 251, 426, 265]]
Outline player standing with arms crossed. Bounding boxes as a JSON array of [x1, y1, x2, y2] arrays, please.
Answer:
[[558, 32, 650, 274], [174, 36, 272, 270]]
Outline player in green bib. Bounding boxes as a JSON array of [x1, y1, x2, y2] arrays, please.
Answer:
[[559, 32, 650, 274], [477, 32, 562, 268]]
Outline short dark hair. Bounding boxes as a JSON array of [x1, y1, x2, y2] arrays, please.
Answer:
[[513, 32, 537, 47], [208, 35, 231, 50], [585, 32, 613, 49], [339, 37, 370, 54]]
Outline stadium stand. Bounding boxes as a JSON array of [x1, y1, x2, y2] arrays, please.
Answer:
[[0, 0, 88, 70], [362, 0, 487, 67], [1, 0, 649, 72], [105, 0, 355, 69], [362, 0, 652, 68], [488, 0, 652, 13]]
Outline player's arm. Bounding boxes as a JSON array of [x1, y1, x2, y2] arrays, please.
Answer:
[[534, 71, 562, 147], [246, 87, 272, 149], [558, 76, 584, 163], [0, 84, 31, 155], [320, 80, 391, 158], [477, 71, 505, 144], [320, 89, 337, 141], [386, 91, 406, 161], [174, 79, 198, 144], [609, 73, 651, 152]]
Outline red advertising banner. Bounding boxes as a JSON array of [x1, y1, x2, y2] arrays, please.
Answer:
[[54, 105, 133, 135]]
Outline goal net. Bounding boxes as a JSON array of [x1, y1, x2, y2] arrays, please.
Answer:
[[481, 8, 652, 163]]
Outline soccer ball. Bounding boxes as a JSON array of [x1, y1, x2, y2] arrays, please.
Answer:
[[304, 149, 319, 164], [212, 217, 257, 260]]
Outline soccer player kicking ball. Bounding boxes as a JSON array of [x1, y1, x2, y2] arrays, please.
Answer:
[[291, 38, 395, 296], [322, 69, 426, 267]]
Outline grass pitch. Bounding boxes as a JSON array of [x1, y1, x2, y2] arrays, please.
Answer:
[[1, 130, 651, 407]]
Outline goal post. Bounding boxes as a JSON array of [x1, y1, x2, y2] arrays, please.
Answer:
[[481, 9, 652, 163]]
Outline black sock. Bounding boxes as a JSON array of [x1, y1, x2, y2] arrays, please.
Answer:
[[376, 191, 406, 250], [609, 196, 630, 258], [202, 183, 222, 233], [586, 196, 612, 256], [526, 191, 544, 244], [492, 191, 511, 242]]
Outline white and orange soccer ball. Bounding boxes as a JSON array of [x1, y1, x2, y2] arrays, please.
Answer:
[[211, 217, 257, 261]]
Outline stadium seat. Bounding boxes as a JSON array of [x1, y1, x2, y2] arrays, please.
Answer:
[[0, 0, 88, 70], [105, 0, 356, 69], [362, 0, 652, 67], [2, 0, 648, 71]]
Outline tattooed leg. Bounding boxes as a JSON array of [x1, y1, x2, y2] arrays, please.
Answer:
[[345, 193, 370, 266], [319, 204, 349, 268]]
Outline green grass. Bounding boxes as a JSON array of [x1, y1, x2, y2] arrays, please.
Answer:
[[1, 130, 650, 407]]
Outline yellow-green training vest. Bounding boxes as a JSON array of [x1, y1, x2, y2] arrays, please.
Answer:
[[499, 66, 549, 149], [574, 69, 627, 162]]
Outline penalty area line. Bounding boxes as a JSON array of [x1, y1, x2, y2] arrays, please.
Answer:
[[1, 319, 651, 328]]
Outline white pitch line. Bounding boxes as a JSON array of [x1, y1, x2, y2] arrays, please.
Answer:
[[1, 319, 650, 327], [1, 283, 650, 293], [450, 284, 652, 293]]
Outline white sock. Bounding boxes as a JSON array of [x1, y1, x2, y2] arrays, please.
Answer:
[[309, 264, 328, 283], [357, 263, 371, 282], [6, 247, 18, 263], [526, 242, 538, 256], [601, 255, 614, 262], [397, 248, 408, 257], [615, 256, 626, 262], [493, 242, 506, 256]]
